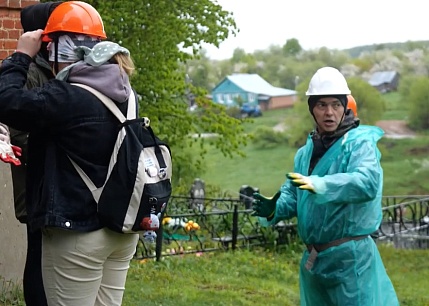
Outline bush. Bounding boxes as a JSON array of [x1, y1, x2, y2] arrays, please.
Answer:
[[285, 100, 313, 148], [252, 126, 288, 149], [225, 106, 242, 119], [347, 77, 385, 125], [0, 277, 24, 306], [407, 77, 429, 130]]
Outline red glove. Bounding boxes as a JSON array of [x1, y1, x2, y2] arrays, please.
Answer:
[[0, 135, 22, 166], [12, 145, 22, 157]]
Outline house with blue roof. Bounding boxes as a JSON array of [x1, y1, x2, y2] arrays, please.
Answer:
[[211, 73, 297, 111], [368, 71, 400, 93]]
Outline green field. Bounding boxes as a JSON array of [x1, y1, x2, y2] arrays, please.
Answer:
[[3, 244, 429, 305], [381, 92, 409, 120], [121, 245, 429, 306]]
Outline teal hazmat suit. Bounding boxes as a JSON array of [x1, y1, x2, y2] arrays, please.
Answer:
[[260, 125, 399, 306]]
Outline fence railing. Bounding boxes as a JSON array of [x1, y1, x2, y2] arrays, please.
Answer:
[[134, 195, 429, 261], [134, 196, 298, 260], [378, 195, 429, 248]]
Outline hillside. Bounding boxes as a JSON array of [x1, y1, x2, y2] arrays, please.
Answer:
[[345, 40, 429, 57]]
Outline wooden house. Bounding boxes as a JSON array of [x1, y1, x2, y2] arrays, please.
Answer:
[[368, 71, 400, 93], [211, 73, 297, 111]]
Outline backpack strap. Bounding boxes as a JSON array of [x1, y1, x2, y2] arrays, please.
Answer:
[[68, 83, 138, 203], [70, 83, 137, 121], [68, 83, 168, 202], [68, 157, 102, 202]]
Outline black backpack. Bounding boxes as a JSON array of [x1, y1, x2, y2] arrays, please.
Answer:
[[70, 83, 172, 237]]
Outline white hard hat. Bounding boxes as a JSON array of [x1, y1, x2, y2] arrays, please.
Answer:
[[306, 67, 351, 96]]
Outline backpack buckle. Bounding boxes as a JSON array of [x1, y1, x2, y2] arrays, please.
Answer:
[[142, 117, 150, 127], [158, 168, 167, 179]]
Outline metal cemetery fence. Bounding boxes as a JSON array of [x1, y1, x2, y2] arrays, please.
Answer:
[[377, 195, 429, 249], [134, 195, 297, 260], [134, 194, 429, 261]]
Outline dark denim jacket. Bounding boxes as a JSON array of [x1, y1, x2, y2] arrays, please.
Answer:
[[10, 57, 54, 224], [0, 52, 129, 232]]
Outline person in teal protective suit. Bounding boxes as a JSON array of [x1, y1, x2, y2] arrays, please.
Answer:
[[252, 67, 399, 306]]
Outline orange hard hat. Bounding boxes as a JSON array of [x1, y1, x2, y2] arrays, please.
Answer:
[[42, 1, 107, 42], [347, 94, 358, 116]]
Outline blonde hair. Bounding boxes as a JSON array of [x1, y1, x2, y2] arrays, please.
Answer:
[[111, 53, 135, 77]]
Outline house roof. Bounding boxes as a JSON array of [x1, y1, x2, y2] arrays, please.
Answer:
[[368, 71, 398, 86], [224, 73, 297, 97]]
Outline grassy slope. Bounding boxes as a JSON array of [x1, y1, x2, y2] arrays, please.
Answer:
[[122, 246, 429, 306], [124, 250, 301, 306], [381, 92, 409, 120], [3, 245, 429, 305], [203, 107, 296, 196]]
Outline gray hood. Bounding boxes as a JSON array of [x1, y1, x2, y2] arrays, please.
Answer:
[[67, 62, 131, 103]]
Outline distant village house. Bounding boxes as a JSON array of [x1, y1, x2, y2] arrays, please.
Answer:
[[211, 73, 297, 111], [368, 71, 400, 93]]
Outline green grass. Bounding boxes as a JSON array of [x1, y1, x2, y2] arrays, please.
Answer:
[[2, 245, 429, 305], [202, 133, 429, 196], [202, 107, 298, 196], [204, 142, 295, 196], [241, 107, 295, 133], [380, 137, 429, 194], [381, 92, 409, 120], [120, 245, 429, 306], [0, 277, 23, 306], [379, 244, 429, 306], [124, 249, 301, 306], [202, 143, 429, 196]]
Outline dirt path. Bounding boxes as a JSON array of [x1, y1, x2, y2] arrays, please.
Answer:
[[375, 120, 416, 139]]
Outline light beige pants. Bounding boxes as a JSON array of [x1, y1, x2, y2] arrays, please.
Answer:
[[42, 227, 138, 306]]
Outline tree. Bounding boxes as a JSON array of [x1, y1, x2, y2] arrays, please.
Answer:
[[346, 77, 385, 125], [42, 0, 249, 190], [231, 48, 247, 63], [282, 38, 302, 57], [399, 75, 421, 98], [185, 55, 214, 92], [407, 77, 429, 130]]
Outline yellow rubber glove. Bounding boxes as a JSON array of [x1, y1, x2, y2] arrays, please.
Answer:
[[287, 173, 316, 193]]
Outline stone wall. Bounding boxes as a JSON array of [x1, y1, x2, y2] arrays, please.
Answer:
[[0, 162, 26, 284], [0, 0, 40, 285]]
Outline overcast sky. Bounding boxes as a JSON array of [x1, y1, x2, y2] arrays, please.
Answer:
[[203, 0, 429, 60]]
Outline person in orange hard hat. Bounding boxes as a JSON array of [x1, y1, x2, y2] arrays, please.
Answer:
[[42, 0, 106, 41], [347, 94, 358, 117], [41, 1, 107, 75], [0, 2, 138, 305]]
